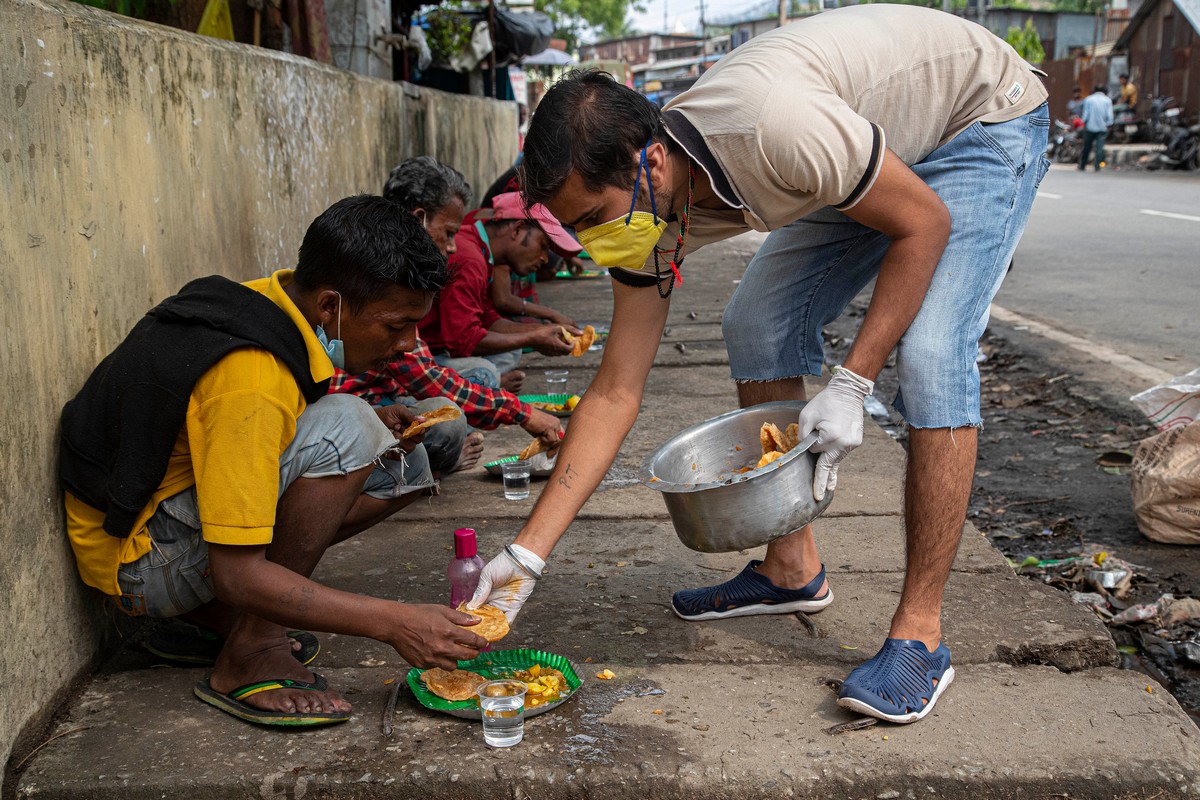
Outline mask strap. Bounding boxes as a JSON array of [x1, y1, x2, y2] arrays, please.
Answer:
[[625, 138, 658, 225], [646, 145, 658, 224], [335, 291, 342, 341], [626, 148, 644, 225]]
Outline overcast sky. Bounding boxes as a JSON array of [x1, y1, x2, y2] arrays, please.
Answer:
[[626, 0, 783, 35]]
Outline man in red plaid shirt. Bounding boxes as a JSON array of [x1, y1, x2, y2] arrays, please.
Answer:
[[328, 157, 564, 474], [329, 337, 561, 447]]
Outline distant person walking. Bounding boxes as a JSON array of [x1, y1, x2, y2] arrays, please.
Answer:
[[1079, 84, 1114, 172]]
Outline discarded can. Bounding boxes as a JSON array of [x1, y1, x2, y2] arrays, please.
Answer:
[[1088, 568, 1130, 589]]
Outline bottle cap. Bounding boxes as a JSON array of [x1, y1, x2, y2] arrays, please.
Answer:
[[453, 528, 477, 558]]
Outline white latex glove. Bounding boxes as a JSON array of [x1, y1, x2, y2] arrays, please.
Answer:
[[798, 365, 875, 502], [468, 543, 545, 623]]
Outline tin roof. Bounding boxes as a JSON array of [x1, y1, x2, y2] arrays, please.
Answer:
[[1177, 0, 1200, 35], [1117, 0, 1200, 48]]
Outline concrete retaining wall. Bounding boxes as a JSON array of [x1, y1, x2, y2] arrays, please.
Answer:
[[0, 0, 516, 780]]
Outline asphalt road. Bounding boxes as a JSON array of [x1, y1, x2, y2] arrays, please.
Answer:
[[1002, 164, 1199, 386]]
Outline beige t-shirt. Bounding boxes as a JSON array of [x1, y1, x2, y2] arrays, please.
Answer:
[[639, 5, 1048, 265]]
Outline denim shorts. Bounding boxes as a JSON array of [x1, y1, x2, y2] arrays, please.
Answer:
[[432, 353, 503, 389], [400, 396, 468, 475], [723, 103, 1050, 429], [483, 349, 523, 376], [115, 393, 434, 618]]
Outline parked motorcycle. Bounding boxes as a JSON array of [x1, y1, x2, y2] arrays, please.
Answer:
[[1144, 96, 1182, 144], [1046, 118, 1083, 164], [1110, 106, 1143, 144], [1110, 96, 1184, 144], [1148, 121, 1200, 171]]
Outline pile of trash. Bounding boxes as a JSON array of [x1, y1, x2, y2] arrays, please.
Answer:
[[1129, 367, 1200, 546], [1012, 549, 1200, 667]]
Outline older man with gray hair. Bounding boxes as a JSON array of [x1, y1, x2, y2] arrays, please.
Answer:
[[329, 156, 565, 472]]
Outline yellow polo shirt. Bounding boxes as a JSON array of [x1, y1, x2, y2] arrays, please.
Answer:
[[65, 270, 334, 596]]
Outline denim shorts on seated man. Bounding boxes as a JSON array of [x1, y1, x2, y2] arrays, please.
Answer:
[[115, 393, 434, 619], [432, 353, 502, 389], [722, 103, 1050, 429]]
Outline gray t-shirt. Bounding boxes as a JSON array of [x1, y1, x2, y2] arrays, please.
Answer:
[[651, 5, 1048, 257]]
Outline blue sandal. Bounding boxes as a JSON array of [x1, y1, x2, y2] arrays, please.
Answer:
[[837, 638, 955, 724], [672, 560, 832, 621]]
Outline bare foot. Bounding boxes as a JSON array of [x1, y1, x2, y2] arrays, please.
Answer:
[[180, 618, 304, 656], [209, 628, 350, 714], [181, 603, 305, 655], [501, 370, 525, 393], [451, 432, 485, 473]]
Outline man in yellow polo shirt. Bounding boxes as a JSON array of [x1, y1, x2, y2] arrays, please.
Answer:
[[60, 195, 489, 726]]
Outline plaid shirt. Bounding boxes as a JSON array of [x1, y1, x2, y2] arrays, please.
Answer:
[[328, 339, 532, 430]]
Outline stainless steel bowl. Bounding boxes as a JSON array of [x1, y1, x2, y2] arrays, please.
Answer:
[[639, 401, 833, 553]]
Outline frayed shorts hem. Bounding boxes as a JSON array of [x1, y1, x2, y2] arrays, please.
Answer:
[[731, 372, 817, 385], [905, 420, 985, 431]]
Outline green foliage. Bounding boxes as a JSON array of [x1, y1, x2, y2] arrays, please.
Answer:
[[1005, 18, 1045, 64], [1049, 0, 1106, 12], [537, 0, 643, 49], [73, 0, 168, 19], [855, 0, 972, 10], [426, 7, 475, 66]]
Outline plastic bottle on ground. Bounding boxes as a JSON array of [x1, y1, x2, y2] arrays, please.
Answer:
[[448, 527, 485, 608]]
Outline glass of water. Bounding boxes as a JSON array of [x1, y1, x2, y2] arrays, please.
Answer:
[[501, 459, 531, 500], [477, 679, 528, 748], [544, 369, 568, 395]]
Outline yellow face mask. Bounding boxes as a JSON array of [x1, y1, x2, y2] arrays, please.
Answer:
[[575, 144, 667, 271]]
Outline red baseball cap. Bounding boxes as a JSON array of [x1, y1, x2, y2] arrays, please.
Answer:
[[488, 192, 582, 258]]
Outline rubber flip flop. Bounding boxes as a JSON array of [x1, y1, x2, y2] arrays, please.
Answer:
[[144, 623, 320, 667], [837, 638, 956, 724], [193, 672, 350, 727], [671, 560, 833, 621]]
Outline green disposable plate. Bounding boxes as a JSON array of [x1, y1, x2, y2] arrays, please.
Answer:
[[483, 453, 556, 478], [483, 455, 521, 476], [555, 269, 607, 279], [518, 393, 575, 417], [407, 648, 583, 720]]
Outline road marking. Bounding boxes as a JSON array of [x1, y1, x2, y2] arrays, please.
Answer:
[[1141, 208, 1200, 223], [1036, 191, 1063, 199], [989, 305, 1174, 385]]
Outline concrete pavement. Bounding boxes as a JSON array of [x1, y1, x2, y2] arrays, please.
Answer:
[[1095, 142, 1165, 167], [15, 236, 1200, 799]]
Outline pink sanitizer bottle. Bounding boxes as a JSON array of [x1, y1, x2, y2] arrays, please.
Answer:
[[448, 527, 485, 608]]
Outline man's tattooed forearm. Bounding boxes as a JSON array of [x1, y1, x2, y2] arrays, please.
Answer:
[[558, 462, 574, 489]]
